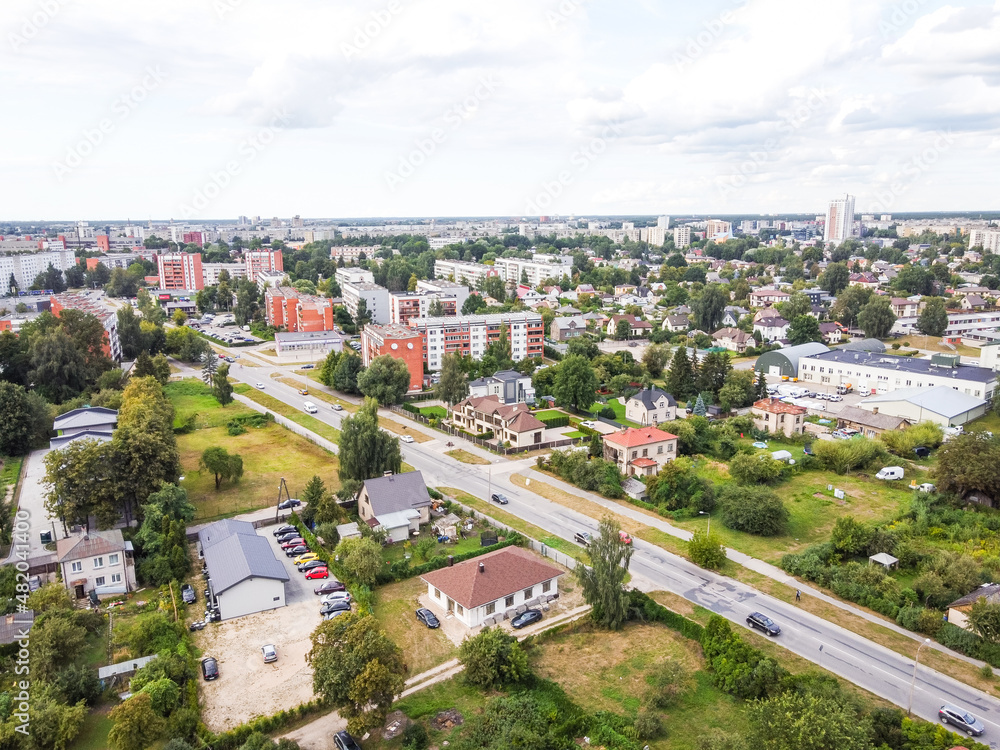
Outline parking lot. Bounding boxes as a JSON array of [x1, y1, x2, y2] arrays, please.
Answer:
[[189, 314, 262, 345], [196, 529, 327, 731]]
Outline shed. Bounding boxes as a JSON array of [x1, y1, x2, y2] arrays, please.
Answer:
[[755, 342, 830, 378], [869, 552, 899, 570], [374, 509, 421, 543], [98, 654, 158, 683], [334, 522, 362, 542], [770, 450, 793, 462], [433, 513, 462, 538], [622, 477, 649, 501]]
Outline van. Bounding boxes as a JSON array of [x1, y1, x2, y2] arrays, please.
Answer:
[[875, 466, 904, 481], [303, 402, 318, 414]]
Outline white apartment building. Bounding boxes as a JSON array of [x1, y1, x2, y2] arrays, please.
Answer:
[[335, 267, 376, 286], [408, 311, 544, 371], [0, 250, 76, 295], [673, 226, 692, 249], [824, 194, 856, 243], [342, 281, 390, 324], [433, 259, 495, 287], [415, 279, 470, 309], [890, 310, 1000, 338], [705, 220, 732, 240], [256, 271, 287, 293], [644, 226, 670, 247], [202, 262, 247, 286], [493, 255, 573, 287], [330, 245, 382, 261], [969, 229, 1000, 252]]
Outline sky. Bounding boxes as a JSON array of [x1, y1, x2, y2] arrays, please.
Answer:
[[2, 0, 999, 221]]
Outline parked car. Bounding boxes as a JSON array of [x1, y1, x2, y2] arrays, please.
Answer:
[[277, 533, 301, 544], [321, 591, 352, 605], [574, 531, 592, 547], [300, 364, 315, 370], [201, 657, 220, 681], [491, 493, 509, 505], [278, 498, 302, 510], [511, 609, 543, 629], [273, 524, 297, 537], [324, 610, 349, 620], [746, 611, 781, 636], [294, 553, 319, 565], [939, 704, 985, 736], [334, 730, 363, 750], [297, 559, 327, 572], [875, 466, 904, 481], [916, 483, 937, 493], [619, 530, 633, 545], [280, 538, 306, 549], [314, 580, 346, 595], [579, 420, 597, 429], [400, 435, 415, 443], [255, 382, 265, 389], [181, 584, 196, 604], [261, 644, 277, 663], [416, 608, 440, 629], [285, 545, 310, 557], [304, 566, 330, 580], [224, 356, 235, 363], [320, 599, 352, 616]]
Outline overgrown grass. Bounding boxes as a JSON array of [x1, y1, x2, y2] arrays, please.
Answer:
[[166, 378, 256, 429], [370, 577, 457, 674], [66, 709, 113, 750], [444, 449, 490, 465], [234, 384, 342, 444]]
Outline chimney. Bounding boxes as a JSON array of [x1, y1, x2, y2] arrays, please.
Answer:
[[383, 471, 393, 477], [479, 562, 485, 573], [872, 407, 879, 414]]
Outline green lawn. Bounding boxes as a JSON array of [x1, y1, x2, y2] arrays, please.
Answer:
[[533, 408, 569, 421], [588, 398, 640, 427], [381, 532, 483, 564], [418, 405, 448, 418], [370, 578, 457, 674], [67, 709, 113, 750], [166, 378, 257, 429], [563, 431, 586, 438]]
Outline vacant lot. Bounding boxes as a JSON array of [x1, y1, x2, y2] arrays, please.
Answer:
[[371, 577, 457, 674]]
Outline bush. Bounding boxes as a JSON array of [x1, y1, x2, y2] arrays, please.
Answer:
[[719, 485, 789, 536], [645, 660, 692, 708], [812, 436, 888, 474], [547, 448, 624, 498], [879, 421, 943, 457], [728, 452, 786, 485], [700, 615, 788, 699], [633, 710, 663, 740], [538, 414, 570, 428], [689, 531, 726, 570], [401, 723, 429, 750], [599, 406, 617, 420]]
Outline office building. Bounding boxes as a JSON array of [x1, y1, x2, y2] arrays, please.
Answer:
[[360, 324, 424, 392], [244, 249, 283, 283], [157, 252, 204, 291], [824, 194, 856, 243], [341, 281, 390, 325]]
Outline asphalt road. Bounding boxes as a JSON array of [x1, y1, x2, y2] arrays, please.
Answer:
[[223, 353, 1000, 744]]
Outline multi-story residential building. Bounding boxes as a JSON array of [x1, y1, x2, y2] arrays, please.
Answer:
[[330, 245, 382, 262], [704, 219, 732, 241], [50, 292, 122, 360], [752, 398, 807, 437], [183, 231, 204, 246], [889, 298, 920, 318], [244, 249, 283, 283], [493, 255, 573, 287], [468, 370, 535, 405], [673, 226, 692, 249], [603, 427, 679, 477], [57, 529, 136, 599], [433, 258, 496, 287], [416, 279, 470, 309], [85, 253, 144, 271], [341, 281, 390, 325], [968, 229, 1000, 253], [388, 281, 470, 326], [360, 324, 424, 392], [157, 252, 204, 290], [824, 194, 856, 243], [749, 288, 790, 307], [264, 287, 335, 332], [334, 267, 375, 286], [0, 249, 76, 295], [202, 262, 247, 286], [797, 350, 996, 401], [408, 312, 544, 371], [256, 271, 286, 293]]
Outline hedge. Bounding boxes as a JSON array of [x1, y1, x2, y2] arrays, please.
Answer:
[[538, 415, 570, 429], [206, 700, 325, 749], [627, 590, 705, 642], [389, 534, 525, 581]]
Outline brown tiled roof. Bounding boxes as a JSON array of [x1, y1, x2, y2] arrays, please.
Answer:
[[838, 405, 909, 431], [56, 530, 126, 563], [753, 398, 807, 416], [420, 546, 564, 609], [604, 426, 678, 448], [506, 411, 545, 432], [630, 457, 658, 467]]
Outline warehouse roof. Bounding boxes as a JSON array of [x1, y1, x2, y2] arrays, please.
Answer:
[[862, 386, 987, 419]]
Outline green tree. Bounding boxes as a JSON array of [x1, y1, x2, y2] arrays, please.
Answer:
[[28, 330, 91, 403], [319, 349, 340, 387], [719, 485, 789, 536], [459, 627, 531, 689], [776, 292, 812, 321], [745, 692, 872, 750], [108, 692, 165, 750], [830, 515, 872, 555], [693, 284, 726, 331], [338, 398, 402, 481], [357, 355, 411, 405], [551, 355, 598, 412], [117, 305, 146, 359], [137, 677, 180, 716], [172, 308, 188, 326], [858, 295, 896, 339], [482, 275, 506, 303], [307, 613, 407, 735], [44, 438, 119, 531], [689, 531, 726, 570], [692, 394, 706, 416], [335, 536, 383, 585], [23, 682, 87, 750], [435, 353, 469, 405], [696, 351, 731, 400], [212, 363, 233, 405], [916, 296, 948, 337], [933, 432, 1000, 500], [575, 516, 633, 629], [665, 346, 696, 401], [615, 318, 631, 340], [718, 370, 758, 411], [819, 262, 850, 295], [729, 452, 785, 485], [333, 353, 364, 394], [199, 446, 244, 490], [968, 598, 1000, 644], [642, 343, 669, 378], [0, 381, 35, 455], [201, 351, 218, 384], [787, 315, 822, 345]]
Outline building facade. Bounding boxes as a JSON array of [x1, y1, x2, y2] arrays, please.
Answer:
[[408, 312, 544, 371], [824, 194, 856, 243], [751, 398, 807, 437], [264, 287, 335, 332], [56, 530, 136, 599], [603, 427, 679, 477], [244, 249, 284, 283], [360, 324, 425, 392], [50, 292, 122, 360], [341, 281, 391, 325], [433, 259, 496, 287], [157, 252, 204, 290]]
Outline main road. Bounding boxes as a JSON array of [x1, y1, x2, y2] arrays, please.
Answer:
[[225, 354, 1000, 746]]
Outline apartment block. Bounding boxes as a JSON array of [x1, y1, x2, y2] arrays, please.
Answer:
[[969, 229, 1000, 253], [157, 252, 204, 291], [0, 250, 76, 295], [342, 281, 390, 325], [824, 194, 856, 243], [244, 249, 283, 283], [433, 259, 496, 287], [50, 292, 122, 361], [704, 220, 732, 241], [202, 262, 247, 286], [330, 245, 381, 261], [408, 312, 544, 371], [335, 267, 375, 286], [673, 226, 692, 249], [264, 286, 335, 332], [360, 324, 424, 392], [493, 255, 573, 287], [389, 281, 471, 326]]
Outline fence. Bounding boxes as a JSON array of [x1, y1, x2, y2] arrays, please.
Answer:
[[402, 391, 440, 403]]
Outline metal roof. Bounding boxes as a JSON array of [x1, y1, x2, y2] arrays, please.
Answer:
[[361, 471, 432, 517], [807, 350, 996, 383], [53, 407, 118, 431], [198, 518, 256, 550], [863, 386, 987, 419], [202, 531, 289, 594]]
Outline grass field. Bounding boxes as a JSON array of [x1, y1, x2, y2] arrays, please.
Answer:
[[418, 405, 448, 418], [563, 431, 586, 438], [166, 379, 257, 429], [588, 397, 640, 427], [67, 710, 114, 750], [371, 577, 457, 674], [533, 408, 568, 421], [444, 449, 490, 465]]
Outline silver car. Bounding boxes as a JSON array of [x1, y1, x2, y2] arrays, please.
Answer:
[[939, 703, 985, 736], [261, 644, 277, 663]]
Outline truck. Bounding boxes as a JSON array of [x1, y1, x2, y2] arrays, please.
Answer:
[[836, 383, 853, 395]]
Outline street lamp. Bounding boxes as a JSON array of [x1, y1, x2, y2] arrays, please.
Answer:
[[699, 510, 711, 536], [907, 638, 931, 716]]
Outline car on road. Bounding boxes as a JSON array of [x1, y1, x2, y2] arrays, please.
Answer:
[[273, 524, 297, 537], [300, 364, 315, 370], [334, 730, 363, 750], [416, 608, 440, 628], [619, 530, 633, 545], [939, 703, 985, 736], [294, 553, 319, 566], [181, 584, 196, 604], [314, 580, 346, 596], [332, 403, 343, 411], [574, 531, 591, 547], [752, 441, 768, 449], [278, 498, 302, 509], [224, 356, 235, 363], [261, 644, 277, 663], [255, 382, 265, 389], [320, 599, 352, 616], [746, 611, 781, 636], [916, 483, 937, 493], [297, 559, 327, 572], [490, 493, 509, 505], [304, 566, 329, 580], [511, 609, 543, 629], [218, 353, 226, 359], [400, 434, 415, 443], [579, 420, 597, 429], [285, 545, 310, 558], [201, 657, 220, 681], [297, 388, 309, 395]]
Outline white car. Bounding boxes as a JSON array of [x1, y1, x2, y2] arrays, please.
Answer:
[[261, 644, 277, 663], [400, 435, 415, 443], [255, 382, 265, 389], [331, 404, 343, 411], [322, 591, 352, 604], [579, 420, 597, 429], [916, 483, 937, 493]]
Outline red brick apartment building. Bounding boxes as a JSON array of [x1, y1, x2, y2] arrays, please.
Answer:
[[157, 252, 204, 290], [360, 324, 424, 392], [264, 286, 334, 333], [244, 249, 283, 283]]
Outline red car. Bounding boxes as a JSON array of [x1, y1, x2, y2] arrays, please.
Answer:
[[304, 566, 329, 580], [280, 538, 305, 550]]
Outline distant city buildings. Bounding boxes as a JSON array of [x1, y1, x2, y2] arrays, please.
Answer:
[[433, 259, 496, 287], [824, 194, 856, 243], [673, 226, 692, 249], [969, 229, 1000, 252]]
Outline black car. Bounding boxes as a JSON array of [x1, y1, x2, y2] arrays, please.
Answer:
[[320, 600, 352, 616], [511, 609, 542, 629], [490, 493, 509, 505], [273, 525, 297, 537], [314, 580, 347, 596], [334, 730, 362, 750], [746, 611, 781, 636], [201, 657, 219, 681], [914, 446, 931, 458], [285, 545, 310, 557], [300, 364, 315, 370], [181, 584, 196, 604], [298, 559, 327, 572], [189, 620, 206, 631], [277, 531, 301, 543], [278, 498, 302, 510], [416, 608, 440, 628]]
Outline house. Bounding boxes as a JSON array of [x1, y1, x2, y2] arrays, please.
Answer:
[[835, 405, 910, 438], [450, 396, 547, 448], [580, 310, 608, 329], [606, 314, 652, 337], [818, 322, 842, 344], [420, 546, 564, 628], [50, 406, 118, 450], [947, 584, 1000, 633], [721, 306, 749, 327], [550, 315, 589, 341], [753, 316, 790, 342], [712, 327, 753, 353], [368, 509, 420, 543], [848, 272, 880, 289], [625, 387, 677, 426], [961, 294, 987, 311], [751, 398, 807, 437], [56, 529, 136, 600], [198, 519, 289, 620], [749, 289, 790, 307], [662, 314, 690, 333], [603, 426, 679, 476], [468, 369, 535, 405], [0, 611, 34, 645], [357, 471, 433, 533], [890, 298, 919, 318]]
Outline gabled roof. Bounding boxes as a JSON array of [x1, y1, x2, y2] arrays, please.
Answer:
[[198, 518, 257, 550], [49, 430, 114, 450], [628, 387, 676, 410], [837, 405, 909, 431], [506, 411, 546, 432], [203, 532, 289, 594], [949, 583, 1000, 609], [604, 426, 678, 448], [420, 546, 563, 609], [57, 530, 126, 563], [361, 471, 432, 517], [53, 406, 118, 432], [753, 398, 806, 415], [862, 386, 987, 419]]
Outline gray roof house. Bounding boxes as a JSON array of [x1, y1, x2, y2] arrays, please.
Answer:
[[625, 387, 677, 426], [357, 471, 432, 532], [198, 519, 289, 621], [468, 369, 535, 405], [50, 406, 118, 450]]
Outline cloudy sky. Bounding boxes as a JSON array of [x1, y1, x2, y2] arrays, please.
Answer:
[[2, 0, 999, 221]]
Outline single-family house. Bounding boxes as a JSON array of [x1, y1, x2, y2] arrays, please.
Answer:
[[712, 327, 753, 353], [751, 398, 807, 437], [749, 289, 790, 307], [947, 584, 1000, 633], [357, 471, 433, 533], [603, 426, 679, 476], [450, 396, 547, 448], [721, 306, 749, 328], [662, 314, 691, 333], [550, 315, 589, 341], [624, 387, 677, 426], [57, 530, 136, 600], [890, 298, 919, 318], [848, 272, 880, 289], [961, 294, 987, 311], [606, 314, 652, 337], [818, 322, 842, 344], [836, 405, 910, 438], [753, 316, 790, 342], [468, 370, 535, 405]]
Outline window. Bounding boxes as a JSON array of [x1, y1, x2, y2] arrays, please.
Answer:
[[108, 553, 119, 565], [505, 596, 514, 607], [657, 445, 663, 454], [631, 450, 637, 459], [93, 557, 104, 569], [95, 576, 105, 587], [434, 587, 441, 600], [111, 573, 122, 584], [523, 587, 533, 599], [486, 602, 496, 615], [70, 561, 82, 574], [542, 580, 551, 593], [642, 448, 648, 457], [457, 604, 464, 615]]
